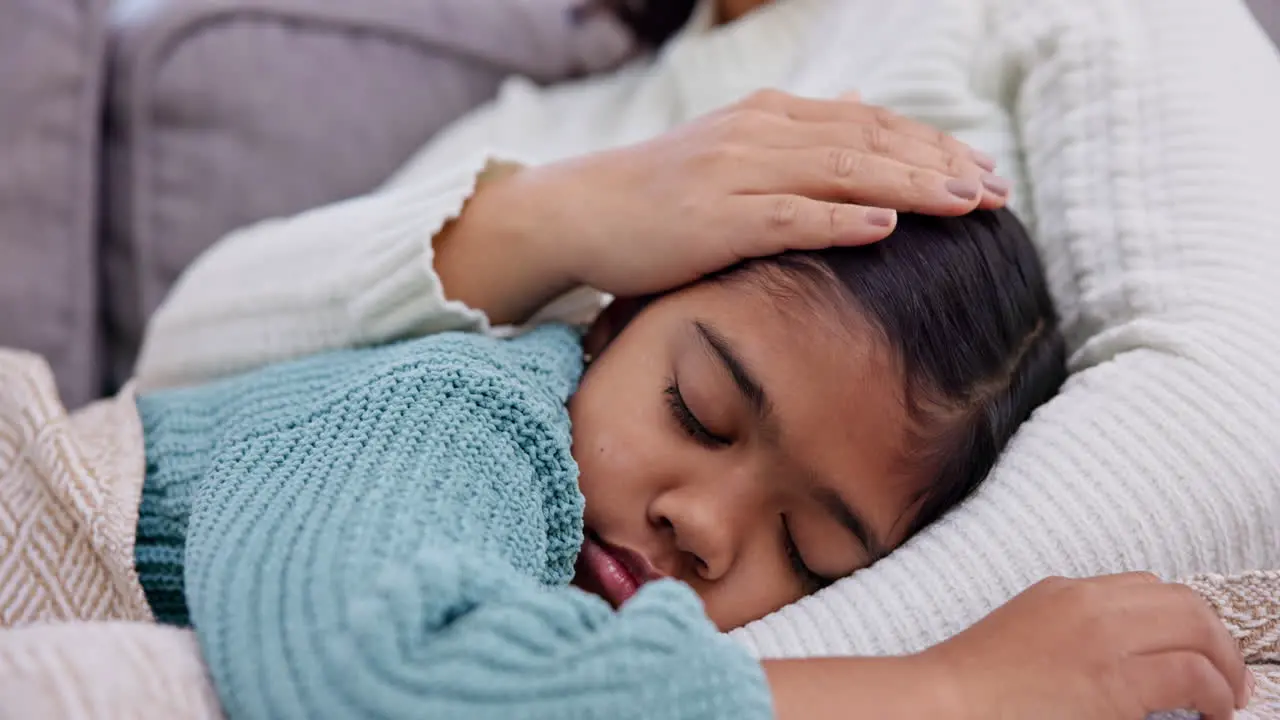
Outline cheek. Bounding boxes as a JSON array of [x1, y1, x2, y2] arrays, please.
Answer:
[[698, 557, 808, 631], [568, 371, 663, 521]]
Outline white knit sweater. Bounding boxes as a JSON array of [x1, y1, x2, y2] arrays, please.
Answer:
[[135, 0, 1280, 658]]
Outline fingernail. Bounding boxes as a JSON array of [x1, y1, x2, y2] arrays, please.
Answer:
[[945, 177, 980, 201], [981, 173, 1011, 197], [867, 208, 896, 227], [1246, 671, 1256, 705], [972, 150, 997, 172]]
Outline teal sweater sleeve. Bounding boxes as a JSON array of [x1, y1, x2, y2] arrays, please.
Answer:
[[170, 326, 774, 720]]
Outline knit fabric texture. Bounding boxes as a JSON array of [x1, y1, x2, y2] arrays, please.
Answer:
[[132, 325, 772, 720], [135, 464, 190, 625]]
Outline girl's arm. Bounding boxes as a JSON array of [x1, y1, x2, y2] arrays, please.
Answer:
[[765, 657, 946, 719]]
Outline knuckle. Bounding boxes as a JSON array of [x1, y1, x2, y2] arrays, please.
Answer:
[[768, 196, 802, 229], [741, 108, 775, 135], [1028, 576, 1077, 603], [871, 105, 898, 130], [1174, 588, 1222, 637], [1087, 603, 1124, 641], [1066, 579, 1109, 613], [743, 88, 787, 111], [1168, 583, 1211, 616], [718, 109, 770, 142], [1035, 575, 1073, 593], [696, 141, 747, 174], [908, 167, 937, 193], [1172, 653, 1215, 688], [944, 152, 968, 176], [828, 203, 846, 237], [826, 148, 862, 179], [862, 125, 894, 155], [1075, 596, 1113, 632]]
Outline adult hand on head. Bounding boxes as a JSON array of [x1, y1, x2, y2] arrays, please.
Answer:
[[436, 89, 1009, 323], [918, 573, 1254, 720]]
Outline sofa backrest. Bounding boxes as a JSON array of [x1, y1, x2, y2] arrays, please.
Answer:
[[101, 0, 638, 391]]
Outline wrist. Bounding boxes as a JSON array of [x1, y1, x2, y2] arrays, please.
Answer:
[[434, 161, 579, 325], [763, 655, 961, 720], [910, 646, 973, 720], [498, 157, 600, 288]]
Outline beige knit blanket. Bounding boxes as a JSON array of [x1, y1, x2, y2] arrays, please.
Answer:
[[0, 349, 1276, 719]]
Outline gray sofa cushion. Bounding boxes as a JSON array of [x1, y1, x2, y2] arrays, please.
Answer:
[[103, 0, 635, 388], [0, 0, 111, 407]]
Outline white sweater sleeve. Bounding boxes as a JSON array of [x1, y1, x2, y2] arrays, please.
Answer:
[[133, 155, 493, 391], [133, 73, 618, 391], [733, 0, 1280, 657]]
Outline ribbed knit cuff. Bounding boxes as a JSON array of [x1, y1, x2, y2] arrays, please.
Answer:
[[347, 152, 506, 342], [135, 458, 192, 627]]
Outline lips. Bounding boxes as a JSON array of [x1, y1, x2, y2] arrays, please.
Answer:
[[576, 532, 661, 607]]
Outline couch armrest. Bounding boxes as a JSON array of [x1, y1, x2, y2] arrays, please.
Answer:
[[0, 0, 112, 407], [102, 0, 634, 388]]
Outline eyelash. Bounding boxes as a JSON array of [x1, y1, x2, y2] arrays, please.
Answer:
[[782, 515, 833, 592], [664, 378, 829, 591], [663, 379, 730, 448]]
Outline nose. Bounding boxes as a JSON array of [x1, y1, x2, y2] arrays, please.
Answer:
[[647, 463, 767, 582]]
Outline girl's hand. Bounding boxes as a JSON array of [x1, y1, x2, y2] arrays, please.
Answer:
[[920, 573, 1253, 720], [436, 90, 1009, 324], [525, 89, 1009, 298]]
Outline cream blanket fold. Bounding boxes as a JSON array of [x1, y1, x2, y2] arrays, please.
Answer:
[[0, 349, 150, 625], [0, 349, 221, 718]]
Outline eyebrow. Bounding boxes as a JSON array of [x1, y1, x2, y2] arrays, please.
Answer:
[[693, 320, 885, 564], [813, 485, 886, 563], [693, 321, 771, 421]]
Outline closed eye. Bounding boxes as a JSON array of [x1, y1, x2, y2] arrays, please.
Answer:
[[664, 379, 730, 448], [782, 515, 835, 592]]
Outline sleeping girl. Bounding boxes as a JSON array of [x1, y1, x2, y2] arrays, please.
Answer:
[[125, 191, 1250, 717], [134, 205, 1064, 716]]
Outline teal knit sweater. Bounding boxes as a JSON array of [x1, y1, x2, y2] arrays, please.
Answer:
[[133, 326, 772, 720]]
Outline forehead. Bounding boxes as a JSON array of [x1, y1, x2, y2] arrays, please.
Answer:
[[670, 277, 922, 536]]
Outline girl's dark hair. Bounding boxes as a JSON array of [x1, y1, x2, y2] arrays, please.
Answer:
[[581, 0, 700, 47], [727, 208, 1067, 540]]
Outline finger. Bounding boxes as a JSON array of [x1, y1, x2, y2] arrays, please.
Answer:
[[763, 119, 1010, 208], [1122, 652, 1238, 720], [761, 119, 986, 180], [1117, 583, 1250, 709], [744, 147, 983, 216], [765, 94, 993, 169], [975, 174, 1011, 209], [724, 195, 897, 258]]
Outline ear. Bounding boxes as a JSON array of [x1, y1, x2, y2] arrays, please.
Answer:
[[583, 297, 651, 361]]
